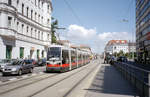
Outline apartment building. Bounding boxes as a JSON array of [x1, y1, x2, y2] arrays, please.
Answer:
[[0, 0, 52, 59]]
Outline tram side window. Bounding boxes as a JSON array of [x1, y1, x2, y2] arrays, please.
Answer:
[[62, 50, 69, 64], [79, 54, 81, 62], [71, 51, 76, 63]]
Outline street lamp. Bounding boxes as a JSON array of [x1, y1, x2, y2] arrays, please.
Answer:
[[122, 19, 135, 61], [55, 27, 66, 41]]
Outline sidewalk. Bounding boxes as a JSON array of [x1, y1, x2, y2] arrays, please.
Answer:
[[85, 64, 138, 97]]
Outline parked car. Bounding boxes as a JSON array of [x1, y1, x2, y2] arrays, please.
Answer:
[[117, 56, 128, 62], [0, 59, 12, 71], [37, 58, 46, 66], [2, 60, 34, 76], [110, 56, 117, 65]]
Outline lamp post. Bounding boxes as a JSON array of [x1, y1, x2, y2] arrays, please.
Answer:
[[55, 27, 66, 41], [122, 19, 135, 61]]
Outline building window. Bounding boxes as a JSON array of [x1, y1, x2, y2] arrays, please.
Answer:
[[38, 0, 40, 8], [35, 0, 37, 6], [41, 16, 43, 24], [47, 4, 49, 13], [27, 26, 29, 34], [17, 0, 19, 5], [22, 24, 24, 33], [37, 49, 40, 59], [38, 31, 40, 39], [35, 29, 37, 38], [47, 19, 49, 25], [42, 50, 44, 58], [27, 7, 29, 17], [20, 47, 24, 59], [41, 2, 43, 9], [31, 10, 33, 19], [8, 0, 12, 5], [35, 12, 37, 21], [48, 33, 49, 40], [8, 16, 12, 28], [41, 32, 43, 40], [31, 28, 33, 37], [22, 4, 24, 15], [38, 15, 40, 22], [6, 45, 12, 59], [17, 22, 19, 31]]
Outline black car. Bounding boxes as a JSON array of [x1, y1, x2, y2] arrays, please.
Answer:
[[37, 58, 46, 66], [2, 60, 34, 76], [117, 56, 128, 62]]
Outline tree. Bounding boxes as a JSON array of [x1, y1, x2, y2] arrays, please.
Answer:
[[117, 50, 124, 57], [125, 53, 129, 57], [51, 17, 58, 44]]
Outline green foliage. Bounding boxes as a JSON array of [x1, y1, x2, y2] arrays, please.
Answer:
[[51, 17, 58, 44], [117, 50, 124, 57]]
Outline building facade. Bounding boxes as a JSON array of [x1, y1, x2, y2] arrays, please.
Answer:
[[105, 40, 136, 55], [136, 0, 150, 63], [0, 0, 52, 59]]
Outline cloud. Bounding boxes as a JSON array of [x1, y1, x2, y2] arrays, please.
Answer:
[[62, 24, 132, 53], [67, 25, 97, 40], [98, 32, 131, 41]]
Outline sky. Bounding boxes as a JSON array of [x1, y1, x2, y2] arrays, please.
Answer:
[[52, 0, 136, 54]]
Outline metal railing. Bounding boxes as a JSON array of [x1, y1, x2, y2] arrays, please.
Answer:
[[114, 62, 150, 97]]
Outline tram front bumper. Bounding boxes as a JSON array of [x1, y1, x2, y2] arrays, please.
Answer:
[[46, 67, 62, 72]]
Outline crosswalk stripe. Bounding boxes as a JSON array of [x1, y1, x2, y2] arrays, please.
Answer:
[[39, 72, 44, 74], [22, 75, 28, 78], [9, 78, 17, 81], [31, 73, 37, 76]]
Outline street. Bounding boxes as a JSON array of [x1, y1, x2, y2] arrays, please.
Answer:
[[0, 60, 101, 97], [0, 66, 46, 82]]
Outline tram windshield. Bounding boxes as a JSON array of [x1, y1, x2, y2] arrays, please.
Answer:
[[47, 47, 61, 60]]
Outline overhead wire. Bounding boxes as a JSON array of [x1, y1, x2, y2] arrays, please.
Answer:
[[63, 0, 84, 26]]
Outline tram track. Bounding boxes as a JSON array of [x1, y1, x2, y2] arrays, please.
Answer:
[[0, 73, 59, 95], [0, 73, 46, 87], [62, 62, 99, 97], [0, 61, 96, 96], [28, 61, 99, 97]]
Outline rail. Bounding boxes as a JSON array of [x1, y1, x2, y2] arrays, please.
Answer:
[[114, 61, 150, 97]]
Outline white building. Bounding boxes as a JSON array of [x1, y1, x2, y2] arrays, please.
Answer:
[[105, 40, 129, 54], [0, 0, 52, 59]]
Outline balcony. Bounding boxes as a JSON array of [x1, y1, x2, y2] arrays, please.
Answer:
[[0, 3, 17, 12], [0, 28, 16, 39], [16, 33, 51, 46]]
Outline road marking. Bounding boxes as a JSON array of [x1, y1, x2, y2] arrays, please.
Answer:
[[39, 72, 44, 74], [31, 73, 37, 76], [9, 78, 17, 81], [22, 75, 28, 78]]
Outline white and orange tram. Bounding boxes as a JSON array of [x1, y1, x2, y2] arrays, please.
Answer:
[[46, 45, 91, 72]]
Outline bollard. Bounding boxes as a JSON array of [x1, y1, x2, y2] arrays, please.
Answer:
[[148, 72, 150, 97]]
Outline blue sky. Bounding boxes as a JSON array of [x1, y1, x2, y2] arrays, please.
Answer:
[[52, 0, 136, 53]]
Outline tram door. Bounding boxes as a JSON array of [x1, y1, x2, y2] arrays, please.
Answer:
[[62, 50, 69, 70]]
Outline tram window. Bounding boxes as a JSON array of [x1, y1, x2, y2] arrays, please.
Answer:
[[62, 50, 69, 64], [79, 54, 82, 61], [71, 51, 76, 63]]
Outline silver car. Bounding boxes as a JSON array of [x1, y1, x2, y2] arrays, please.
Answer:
[[0, 59, 12, 71], [2, 60, 34, 76]]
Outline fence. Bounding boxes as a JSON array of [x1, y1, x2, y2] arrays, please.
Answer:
[[114, 62, 150, 97]]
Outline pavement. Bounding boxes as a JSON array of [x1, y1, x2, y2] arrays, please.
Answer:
[[85, 64, 138, 97]]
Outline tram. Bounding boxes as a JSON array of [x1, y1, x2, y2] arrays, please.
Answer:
[[46, 45, 91, 72]]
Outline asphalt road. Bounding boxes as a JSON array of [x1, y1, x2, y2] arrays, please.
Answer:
[[0, 60, 101, 97]]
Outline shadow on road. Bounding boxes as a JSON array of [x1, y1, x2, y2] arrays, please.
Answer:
[[85, 64, 138, 97]]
